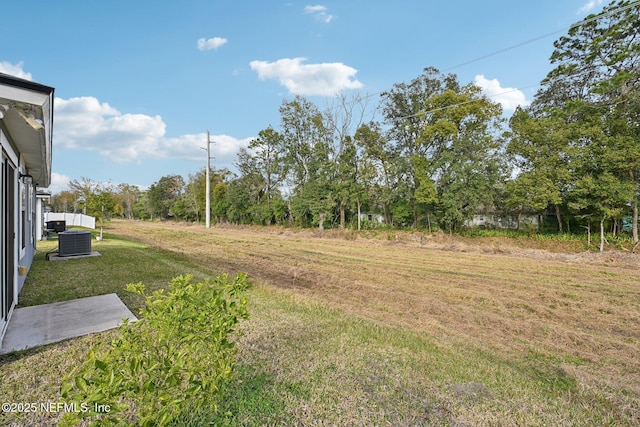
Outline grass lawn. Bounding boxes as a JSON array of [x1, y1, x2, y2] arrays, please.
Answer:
[[1, 221, 639, 426]]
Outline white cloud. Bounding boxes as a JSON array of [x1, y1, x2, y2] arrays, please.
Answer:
[[304, 5, 333, 23], [249, 57, 363, 96], [197, 37, 228, 51], [214, 134, 254, 158], [579, 0, 604, 13], [48, 172, 71, 194], [160, 133, 252, 167], [474, 75, 529, 111], [0, 61, 33, 80], [54, 97, 165, 163], [53, 96, 250, 169]]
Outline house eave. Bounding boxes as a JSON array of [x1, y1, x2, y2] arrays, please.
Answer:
[[0, 73, 54, 187]]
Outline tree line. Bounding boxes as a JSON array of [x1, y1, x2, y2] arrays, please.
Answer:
[[50, 1, 639, 249]]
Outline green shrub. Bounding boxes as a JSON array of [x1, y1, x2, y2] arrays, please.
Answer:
[[60, 273, 249, 426]]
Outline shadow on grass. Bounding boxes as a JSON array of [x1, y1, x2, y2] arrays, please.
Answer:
[[21, 233, 214, 312], [169, 364, 288, 426], [5, 227, 637, 425]]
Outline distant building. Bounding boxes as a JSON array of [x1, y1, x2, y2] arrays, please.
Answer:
[[466, 209, 540, 230], [357, 212, 385, 225]]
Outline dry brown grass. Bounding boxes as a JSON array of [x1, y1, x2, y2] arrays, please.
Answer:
[[3, 219, 636, 425], [109, 220, 640, 409]]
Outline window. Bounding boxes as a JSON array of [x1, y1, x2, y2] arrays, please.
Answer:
[[21, 181, 26, 252]]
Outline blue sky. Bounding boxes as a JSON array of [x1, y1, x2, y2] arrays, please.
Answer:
[[1, 0, 608, 193]]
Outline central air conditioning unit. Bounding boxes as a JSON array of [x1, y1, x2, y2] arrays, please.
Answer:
[[58, 230, 92, 257]]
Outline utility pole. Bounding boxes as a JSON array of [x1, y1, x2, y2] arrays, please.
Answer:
[[205, 130, 212, 228]]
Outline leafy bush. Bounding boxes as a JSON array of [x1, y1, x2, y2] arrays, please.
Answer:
[[60, 273, 249, 426]]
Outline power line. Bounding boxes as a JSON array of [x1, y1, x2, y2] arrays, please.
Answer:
[[390, 83, 540, 122], [443, 0, 640, 72], [324, 1, 640, 122], [385, 1, 640, 122]]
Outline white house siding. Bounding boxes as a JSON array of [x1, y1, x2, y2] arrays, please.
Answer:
[[466, 212, 540, 230], [1, 130, 20, 343], [0, 74, 54, 348], [357, 213, 385, 224], [17, 158, 37, 294]]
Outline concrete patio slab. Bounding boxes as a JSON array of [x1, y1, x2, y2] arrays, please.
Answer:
[[48, 251, 101, 261], [0, 293, 137, 355]]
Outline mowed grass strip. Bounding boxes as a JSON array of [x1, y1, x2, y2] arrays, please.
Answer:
[[111, 220, 640, 425], [0, 222, 637, 425], [215, 284, 636, 426], [16, 233, 210, 312]]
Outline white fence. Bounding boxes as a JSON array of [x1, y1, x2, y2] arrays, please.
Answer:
[[44, 212, 96, 230]]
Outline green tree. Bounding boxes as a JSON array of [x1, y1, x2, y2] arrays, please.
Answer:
[[234, 148, 268, 224], [507, 109, 573, 231], [226, 176, 253, 224], [179, 171, 205, 222], [381, 68, 506, 231], [568, 172, 634, 251], [86, 189, 116, 222], [114, 183, 142, 219], [279, 96, 334, 228], [504, 171, 553, 230], [175, 168, 231, 223], [536, 0, 640, 239], [133, 192, 151, 220], [248, 126, 286, 222], [566, 108, 636, 251], [290, 174, 334, 230], [333, 136, 360, 228], [68, 177, 98, 214], [233, 127, 288, 225], [170, 197, 196, 221], [212, 182, 229, 223], [416, 81, 506, 232], [323, 92, 372, 228], [50, 191, 76, 213], [279, 96, 328, 187], [146, 175, 185, 220], [354, 122, 396, 225], [381, 67, 462, 226]]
